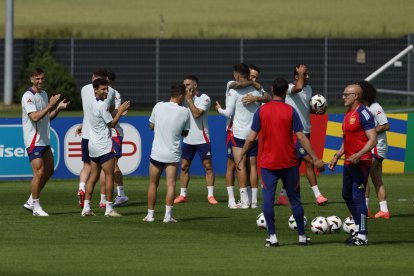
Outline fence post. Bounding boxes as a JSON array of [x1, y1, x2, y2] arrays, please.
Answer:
[[240, 39, 244, 63], [324, 37, 328, 100], [408, 33, 412, 106], [155, 38, 160, 103], [70, 37, 74, 75]]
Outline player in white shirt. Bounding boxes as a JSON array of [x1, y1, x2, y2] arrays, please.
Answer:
[[81, 78, 130, 217], [276, 64, 329, 206], [22, 68, 70, 216], [358, 80, 391, 219], [174, 75, 218, 205], [143, 84, 190, 223], [216, 63, 261, 209]]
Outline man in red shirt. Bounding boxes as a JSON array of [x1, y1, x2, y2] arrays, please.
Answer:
[[329, 84, 377, 246], [238, 77, 324, 247]]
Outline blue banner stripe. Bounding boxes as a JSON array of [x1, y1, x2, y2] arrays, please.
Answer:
[[388, 118, 407, 134], [328, 114, 344, 123], [387, 146, 406, 162], [324, 136, 343, 150]]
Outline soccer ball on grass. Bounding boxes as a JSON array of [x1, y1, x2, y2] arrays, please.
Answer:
[[256, 213, 267, 229], [288, 214, 308, 230], [326, 215, 343, 233], [310, 216, 329, 234]]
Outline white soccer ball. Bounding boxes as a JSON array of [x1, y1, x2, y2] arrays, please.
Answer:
[[342, 216, 356, 234], [310, 94, 327, 113], [256, 213, 267, 229], [326, 215, 343, 233], [288, 214, 308, 231], [310, 216, 329, 234]]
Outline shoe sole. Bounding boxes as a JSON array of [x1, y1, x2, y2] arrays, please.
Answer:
[[113, 200, 129, 207], [23, 205, 34, 212]]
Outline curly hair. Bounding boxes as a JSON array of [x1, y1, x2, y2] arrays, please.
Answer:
[[357, 80, 377, 107]]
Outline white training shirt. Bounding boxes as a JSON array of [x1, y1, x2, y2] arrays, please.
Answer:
[[88, 99, 114, 158], [149, 102, 190, 163], [285, 83, 312, 134], [368, 102, 388, 158], [111, 88, 124, 137], [183, 92, 211, 145], [226, 86, 261, 139], [21, 89, 51, 148]]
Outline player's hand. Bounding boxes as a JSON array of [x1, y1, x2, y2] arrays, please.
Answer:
[[75, 125, 82, 136], [347, 153, 361, 164], [49, 94, 61, 107], [313, 159, 325, 171], [242, 93, 256, 104], [215, 101, 222, 111], [119, 101, 130, 113], [185, 87, 194, 100], [57, 98, 70, 110], [296, 64, 307, 75], [236, 155, 246, 171]]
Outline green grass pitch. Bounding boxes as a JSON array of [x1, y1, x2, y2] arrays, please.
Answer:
[[1, 174, 413, 275]]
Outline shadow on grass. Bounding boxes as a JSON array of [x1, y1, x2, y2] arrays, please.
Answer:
[[179, 216, 230, 222]]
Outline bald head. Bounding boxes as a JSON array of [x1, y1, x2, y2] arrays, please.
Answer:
[[343, 84, 362, 108]]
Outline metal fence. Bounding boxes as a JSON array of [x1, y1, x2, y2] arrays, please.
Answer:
[[1, 35, 413, 108]]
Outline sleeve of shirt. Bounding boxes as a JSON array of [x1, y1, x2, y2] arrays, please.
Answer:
[[22, 93, 37, 114], [197, 94, 211, 111], [226, 81, 235, 93], [373, 103, 388, 126], [104, 88, 116, 108], [359, 107, 376, 131], [292, 108, 304, 132], [251, 108, 261, 132], [101, 103, 113, 124], [114, 90, 121, 110], [287, 83, 295, 95], [149, 103, 158, 124], [184, 109, 190, 130]]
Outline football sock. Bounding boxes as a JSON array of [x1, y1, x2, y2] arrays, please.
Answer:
[[311, 185, 322, 198], [117, 185, 125, 197], [100, 194, 106, 203], [357, 233, 367, 241], [240, 188, 248, 203], [279, 189, 287, 197], [180, 188, 187, 197], [106, 202, 113, 213], [227, 186, 235, 202], [298, 235, 307, 243], [268, 234, 278, 243], [252, 188, 258, 204], [147, 209, 155, 218], [84, 200, 91, 210], [207, 186, 214, 197], [165, 205, 173, 218], [33, 199, 41, 211], [27, 194, 34, 205], [365, 198, 369, 209], [379, 201, 389, 212], [79, 182, 86, 192]]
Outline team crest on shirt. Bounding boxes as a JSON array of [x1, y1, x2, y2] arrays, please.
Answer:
[[349, 115, 356, 125], [27, 99, 32, 103]]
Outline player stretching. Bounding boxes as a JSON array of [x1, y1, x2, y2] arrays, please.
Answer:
[[276, 64, 329, 206], [22, 68, 70, 216], [358, 80, 390, 219], [143, 84, 190, 223], [329, 84, 377, 246], [238, 77, 324, 246], [174, 75, 218, 205], [81, 78, 130, 217]]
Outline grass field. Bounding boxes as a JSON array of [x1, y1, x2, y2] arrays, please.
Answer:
[[1, 175, 413, 275], [0, 0, 413, 38]]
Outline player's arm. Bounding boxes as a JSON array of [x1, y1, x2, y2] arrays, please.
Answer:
[[108, 101, 130, 128], [28, 94, 60, 122], [229, 80, 261, 91], [242, 92, 272, 104], [186, 89, 204, 118], [290, 64, 307, 94], [347, 128, 377, 164], [329, 143, 344, 170], [181, 110, 190, 137], [236, 130, 258, 170], [295, 131, 324, 169], [376, 122, 389, 133]]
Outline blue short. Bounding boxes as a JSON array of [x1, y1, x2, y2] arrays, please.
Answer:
[[90, 152, 116, 165], [232, 137, 258, 157], [149, 158, 177, 168], [81, 138, 91, 163], [112, 136, 123, 159], [27, 146, 51, 161], [181, 142, 212, 161], [296, 133, 310, 159], [226, 131, 234, 159]]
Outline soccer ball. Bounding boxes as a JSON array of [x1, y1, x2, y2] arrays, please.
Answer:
[[326, 215, 343, 233], [256, 213, 267, 229], [310, 94, 327, 113], [342, 216, 356, 234], [288, 214, 308, 231], [310, 216, 329, 234]]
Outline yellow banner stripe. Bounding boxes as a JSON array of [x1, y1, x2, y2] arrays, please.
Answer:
[[382, 159, 405, 173], [386, 132, 406, 148], [323, 149, 344, 166], [387, 113, 407, 120], [326, 121, 342, 137]]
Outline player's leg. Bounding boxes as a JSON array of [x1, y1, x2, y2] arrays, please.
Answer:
[[101, 156, 120, 217], [112, 136, 128, 207], [342, 164, 359, 243], [144, 160, 163, 222], [226, 157, 237, 208], [248, 156, 259, 208], [260, 168, 279, 246], [176, 143, 195, 203], [370, 158, 390, 219], [98, 170, 107, 208], [164, 163, 178, 223], [29, 149, 48, 216], [197, 143, 217, 204], [78, 138, 91, 208], [232, 141, 249, 208], [82, 160, 101, 216]]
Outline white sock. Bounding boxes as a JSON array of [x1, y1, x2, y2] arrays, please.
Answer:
[[268, 234, 278, 243], [100, 194, 106, 203], [354, 225, 359, 234], [180, 188, 187, 197], [240, 188, 248, 203], [33, 199, 41, 211], [311, 185, 322, 198], [106, 202, 113, 213], [247, 186, 252, 203], [279, 189, 287, 197], [357, 233, 367, 241], [147, 209, 155, 218], [27, 194, 34, 205], [299, 235, 308, 243], [227, 186, 235, 202], [84, 200, 91, 211], [207, 186, 214, 197], [165, 205, 173, 218], [379, 201, 389, 212], [251, 188, 258, 204], [117, 186, 125, 197], [365, 198, 369, 209], [79, 182, 86, 192]]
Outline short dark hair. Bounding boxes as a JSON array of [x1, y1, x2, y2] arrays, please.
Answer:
[[170, 84, 186, 98], [93, 78, 109, 89], [249, 64, 260, 74], [30, 68, 45, 77], [293, 64, 307, 77], [93, 69, 108, 80], [357, 80, 377, 106], [107, 70, 116, 82], [233, 63, 250, 78], [272, 77, 289, 97], [183, 75, 199, 84]]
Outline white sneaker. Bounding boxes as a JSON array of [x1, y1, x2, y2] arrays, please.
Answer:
[[142, 215, 155, 222], [23, 201, 34, 212], [105, 209, 122, 217], [33, 209, 49, 216], [163, 217, 177, 223], [113, 195, 129, 207], [236, 200, 250, 209], [251, 202, 259, 209], [81, 209, 96, 216], [228, 201, 239, 209]]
